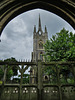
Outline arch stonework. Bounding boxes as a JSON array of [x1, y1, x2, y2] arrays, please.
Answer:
[[0, 0, 75, 35]]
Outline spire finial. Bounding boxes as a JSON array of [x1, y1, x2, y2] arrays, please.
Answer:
[[34, 25, 36, 33], [38, 14, 42, 31], [0, 36, 1, 42], [45, 25, 47, 33]]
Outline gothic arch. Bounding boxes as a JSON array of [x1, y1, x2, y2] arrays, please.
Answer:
[[39, 40, 43, 49], [0, 0, 75, 36], [39, 42, 43, 49]]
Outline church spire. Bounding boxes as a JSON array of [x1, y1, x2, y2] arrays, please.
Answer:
[[38, 14, 42, 31]]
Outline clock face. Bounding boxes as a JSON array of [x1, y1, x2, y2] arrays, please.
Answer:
[[39, 31, 41, 35]]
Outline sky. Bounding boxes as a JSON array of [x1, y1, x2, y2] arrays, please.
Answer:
[[0, 9, 75, 61]]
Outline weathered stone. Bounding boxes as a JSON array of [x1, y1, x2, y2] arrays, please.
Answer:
[[0, 0, 75, 35]]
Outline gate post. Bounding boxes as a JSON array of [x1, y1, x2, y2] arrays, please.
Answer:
[[19, 65, 24, 100], [37, 60, 43, 100], [72, 64, 75, 84], [56, 65, 62, 100]]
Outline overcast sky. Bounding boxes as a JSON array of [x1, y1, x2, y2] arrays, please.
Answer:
[[0, 9, 75, 61]]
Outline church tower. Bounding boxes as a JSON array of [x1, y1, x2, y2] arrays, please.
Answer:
[[32, 14, 48, 62], [30, 14, 48, 84]]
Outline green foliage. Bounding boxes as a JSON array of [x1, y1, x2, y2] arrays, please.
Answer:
[[44, 28, 75, 61], [4, 57, 18, 76], [0, 81, 3, 84], [6, 70, 13, 81], [12, 78, 20, 83], [0, 68, 4, 80], [43, 28, 75, 84], [18, 74, 29, 84], [0, 57, 18, 82]]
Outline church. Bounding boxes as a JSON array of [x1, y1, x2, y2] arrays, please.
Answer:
[[32, 14, 48, 62], [29, 14, 48, 84]]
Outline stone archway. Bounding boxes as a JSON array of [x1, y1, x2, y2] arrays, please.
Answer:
[[0, 0, 75, 35]]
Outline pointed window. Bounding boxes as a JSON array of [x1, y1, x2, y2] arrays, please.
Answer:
[[39, 42, 43, 49]]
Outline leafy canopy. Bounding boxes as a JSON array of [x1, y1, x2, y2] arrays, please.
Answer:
[[0, 57, 18, 81], [43, 29, 75, 84], [44, 28, 75, 61]]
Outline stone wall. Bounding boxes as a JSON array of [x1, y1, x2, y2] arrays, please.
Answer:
[[42, 86, 75, 100], [0, 85, 38, 100], [0, 85, 75, 100]]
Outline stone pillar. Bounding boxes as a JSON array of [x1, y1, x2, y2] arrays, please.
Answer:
[[72, 64, 75, 84], [19, 64, 29, 100], [3, 67, 7, 85], [37, 60, 43, 100], [56, 65, 62, 100], [19, 65, 24, 100], [32, 69, 35, 84]]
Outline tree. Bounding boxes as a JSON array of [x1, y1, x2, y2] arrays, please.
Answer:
[[44, 28, 75, 61], [4, 57, 18, 76], [18, 74, 29, 84], [43, 28, 75, 83], [0, 57, 18, 83], [23, 74, 29, 83], [0, 68, 4, 80]]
